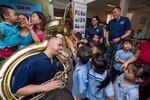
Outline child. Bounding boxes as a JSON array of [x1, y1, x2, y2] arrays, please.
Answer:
[[83, 37, 90, 47], [114, 61, 150, 100], [90, 34, 100, 47], [72, 46, 92, 100], [0, 5, 22, 57], [65, 34, 86, 66], [26, 11, 46, 43], [111, 39, 133, 82], [86, 53, 114, 100], [75, 32, 82, 42], [92, 42, 107, 55], [92, 34, 100, 43]]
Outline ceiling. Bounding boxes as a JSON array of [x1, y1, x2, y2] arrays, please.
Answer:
[[53, 0, 150, 14]]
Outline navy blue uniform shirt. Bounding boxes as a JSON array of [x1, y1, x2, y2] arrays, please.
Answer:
[[107, 16, 131, 41], [12, 52, 64, 93], [87, 25, 104, 40]]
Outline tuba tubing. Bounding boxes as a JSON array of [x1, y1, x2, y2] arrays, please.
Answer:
[[30, 65, 69, 100], [0, 40, 69, 100]]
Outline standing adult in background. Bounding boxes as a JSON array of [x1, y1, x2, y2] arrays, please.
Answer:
[[87, 16, 104, 43], [106, 6, 131, 66]]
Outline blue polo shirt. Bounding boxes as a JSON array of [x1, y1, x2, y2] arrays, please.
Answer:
[[114, 50, 133, 70], [72, 63, 90, 99], [114, 74, 139, 100], [107, 16, 131, 41], [12, 52, 64, 93], [86, 68, 114, 100], [87, 25, 104, 40], [0, 21, 22, 48]]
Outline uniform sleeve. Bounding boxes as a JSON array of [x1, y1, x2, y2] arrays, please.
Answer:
[[11, 62, 35, 93], [77, 69, 88, 94], [125, 18, 131, 31], [104, 82, 114, 97], [107, 22, 111, 31], [129, 52, 133, 59], [115, 51, 120, 58], [99, 27, 104, 38]]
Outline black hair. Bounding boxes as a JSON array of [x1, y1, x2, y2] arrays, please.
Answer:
[[122, 38, 133, 46], [0, 4, 14, 20], [93, 34, 100, 38], [92, 53, 108, 73], [32, 11, 46, 31], [83, 37, 90, 47], [113, 6, 121, 11], [133, 61, 150, 81], [77, 42, 85, 48], [41, 88, 74, 100], [92, 53, 111, 92], [92, 16, 100, 23], [93, 42, 107, 54], [77, 46, 92, 64], [75, 32, 82, 41]]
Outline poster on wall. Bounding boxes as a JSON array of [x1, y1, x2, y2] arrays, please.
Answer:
[[0, 0, 42, 16], [73, 1, 87, 38]]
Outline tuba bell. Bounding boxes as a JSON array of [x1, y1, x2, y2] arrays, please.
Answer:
[[0, 1, 73, 100]]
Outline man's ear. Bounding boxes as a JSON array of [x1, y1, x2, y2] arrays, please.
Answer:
[[135, 78, 143, 83], [48, 40, 53, 46]]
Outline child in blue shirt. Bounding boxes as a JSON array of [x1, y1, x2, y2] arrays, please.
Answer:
[[111, 39, 133, 82], [72, 46, 92, 100], [86, 53, 114, 100], [0, 5, 22, 57], [114, 61, 150, 100]]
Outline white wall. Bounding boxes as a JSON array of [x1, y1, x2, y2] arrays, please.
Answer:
[[87, 11, 107, 22], [131, 12, 149, 31]]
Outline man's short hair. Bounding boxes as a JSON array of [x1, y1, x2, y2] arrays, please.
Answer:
[[0, 4, 14, 20], [41, 88, 74, 100], [112, 6, 121, 11], [77, 46, 92, 64]]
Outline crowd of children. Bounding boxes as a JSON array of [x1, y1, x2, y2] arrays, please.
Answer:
[[0, 4, 150, 100], [65, 31, 150, 100]]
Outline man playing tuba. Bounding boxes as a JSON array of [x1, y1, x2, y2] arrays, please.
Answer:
[[12, 36, 70, 99]]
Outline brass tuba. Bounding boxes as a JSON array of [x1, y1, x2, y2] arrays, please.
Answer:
[[0, 1, 73, 100]]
